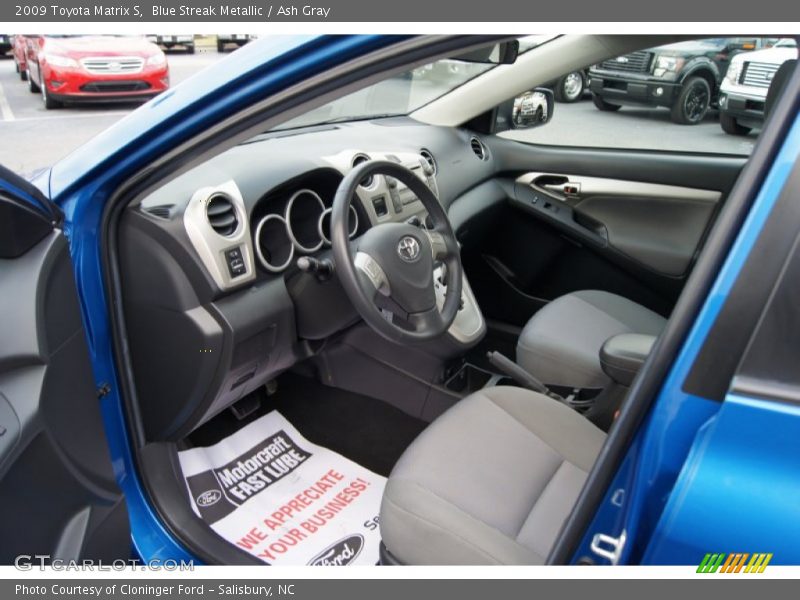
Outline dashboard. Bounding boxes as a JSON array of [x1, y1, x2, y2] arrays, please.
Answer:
[[122, 118, 496, 441]]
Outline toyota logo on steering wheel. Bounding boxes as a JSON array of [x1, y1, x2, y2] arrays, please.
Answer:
[[397, 236, 421, 262]]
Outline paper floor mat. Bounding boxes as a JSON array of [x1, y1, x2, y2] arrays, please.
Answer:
[[179, 411, 386, 565]]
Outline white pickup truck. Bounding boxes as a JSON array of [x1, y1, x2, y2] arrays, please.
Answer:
[[718, 38, 798, 135]]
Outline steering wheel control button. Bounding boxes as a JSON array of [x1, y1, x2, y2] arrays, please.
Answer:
[[355, 252, 390, 296], [224, 246, 247, 277], [397, 236, 422, 262], [425, 230, 448, 260]]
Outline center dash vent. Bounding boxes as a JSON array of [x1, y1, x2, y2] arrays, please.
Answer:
[[352, 154, 374, 188], [206, 193, 239, 237], [469, 136, 487, 161], [420, 149, 436, 174]]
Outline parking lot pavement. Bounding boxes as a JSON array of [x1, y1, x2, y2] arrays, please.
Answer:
[[1, 51, 759, 177], [0, 51, 226, 176]]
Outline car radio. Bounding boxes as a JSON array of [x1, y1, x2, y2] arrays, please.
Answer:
[[387, 159, 437, 210]]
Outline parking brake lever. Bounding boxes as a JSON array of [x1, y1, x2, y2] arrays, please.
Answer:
[[486, 351, 563, 401]]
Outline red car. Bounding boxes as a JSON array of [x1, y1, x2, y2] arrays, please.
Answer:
[[25, 35, 169, 109], [11, 35, 28, 81]]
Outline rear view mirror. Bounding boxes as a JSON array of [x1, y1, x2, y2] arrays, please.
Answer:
[[449, 40, 519, 65]]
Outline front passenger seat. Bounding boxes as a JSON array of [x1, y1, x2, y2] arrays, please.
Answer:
[[380, 385, 606, 564], [517, 290, 667, 389]]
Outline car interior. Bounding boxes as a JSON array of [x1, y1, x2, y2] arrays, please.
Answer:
[[101, 34, 790, 564]]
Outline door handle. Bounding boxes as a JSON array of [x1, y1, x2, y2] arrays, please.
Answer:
[[531, 175, 582, 202]]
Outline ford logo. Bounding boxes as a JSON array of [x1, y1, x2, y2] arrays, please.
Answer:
[[308, 535, 365, 566], [196, 489, 222, 507]]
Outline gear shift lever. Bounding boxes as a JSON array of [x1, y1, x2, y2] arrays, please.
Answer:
[[486, 351, 564, 401]]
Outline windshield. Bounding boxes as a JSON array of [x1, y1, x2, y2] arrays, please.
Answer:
[[273, 61, 493, 130], [272, 35, 558, 131], [775, 38, 797, 48]]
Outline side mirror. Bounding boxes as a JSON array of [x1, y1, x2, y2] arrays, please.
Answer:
[[495, 88, 554, 132], [727, 39, 758, 52]]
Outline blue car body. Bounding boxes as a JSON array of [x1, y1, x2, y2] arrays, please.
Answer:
[[4, 34, 799, 565], [572, 114, 800, 565]]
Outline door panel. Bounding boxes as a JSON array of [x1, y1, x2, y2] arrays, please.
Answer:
[[0, 182, 130, 564], [462, 139, 744, 327], [461, 205, 677, 327], [518, 172, 721, 277]]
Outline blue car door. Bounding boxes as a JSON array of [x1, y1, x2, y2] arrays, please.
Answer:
[[0, 165, 131, 565], [550, 61, 800, 567]]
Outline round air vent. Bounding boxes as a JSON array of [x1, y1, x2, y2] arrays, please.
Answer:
[[469, 136, 487, 161], [206, 193, 239, 237], [352, 154, 375, 188], [419, 149, 436, 175]]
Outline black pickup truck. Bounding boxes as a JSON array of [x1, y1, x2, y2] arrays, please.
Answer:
[[588, 38, 769, 125]]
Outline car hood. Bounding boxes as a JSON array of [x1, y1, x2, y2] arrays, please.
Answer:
[[649, 40, 727, 56], [734, 46, 799, 65], [44, 35, 161, 57]]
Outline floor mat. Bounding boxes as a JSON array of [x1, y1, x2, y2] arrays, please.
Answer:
[[268, 373, 428, 476], [188, 373, 428, 477], [179, 411, 386, 566]]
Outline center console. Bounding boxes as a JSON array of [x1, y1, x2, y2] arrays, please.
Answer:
[[434, 264, 485, 345]]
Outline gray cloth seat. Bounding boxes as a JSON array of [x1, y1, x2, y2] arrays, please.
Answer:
[[379, 386, 606, 565], [517, 290, 666, 389]]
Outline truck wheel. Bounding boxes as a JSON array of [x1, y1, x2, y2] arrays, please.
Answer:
[[719, 112, 752, 136], [671, 77, 711, 125], [186, 44, 195, 55], [592, 93, 621, 111], [217, 40, 225, 53], [555, 71, 585, 103]]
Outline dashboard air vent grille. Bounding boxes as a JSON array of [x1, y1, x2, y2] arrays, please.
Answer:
[[420, 149, 437, 174], [206, 193, 239, 237], [470, 137, 487, 161], [352, 154, 374, 188], [143, 205, 173, 219]]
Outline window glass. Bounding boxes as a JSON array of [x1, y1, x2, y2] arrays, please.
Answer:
[[501, 37, 798, 156]]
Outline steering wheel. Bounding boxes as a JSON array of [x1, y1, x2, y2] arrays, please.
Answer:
[[331, 160, 463, 344]]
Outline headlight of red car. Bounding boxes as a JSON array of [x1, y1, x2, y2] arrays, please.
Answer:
[[43, 53, 79, 68], [146, 52, 167, 67]]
